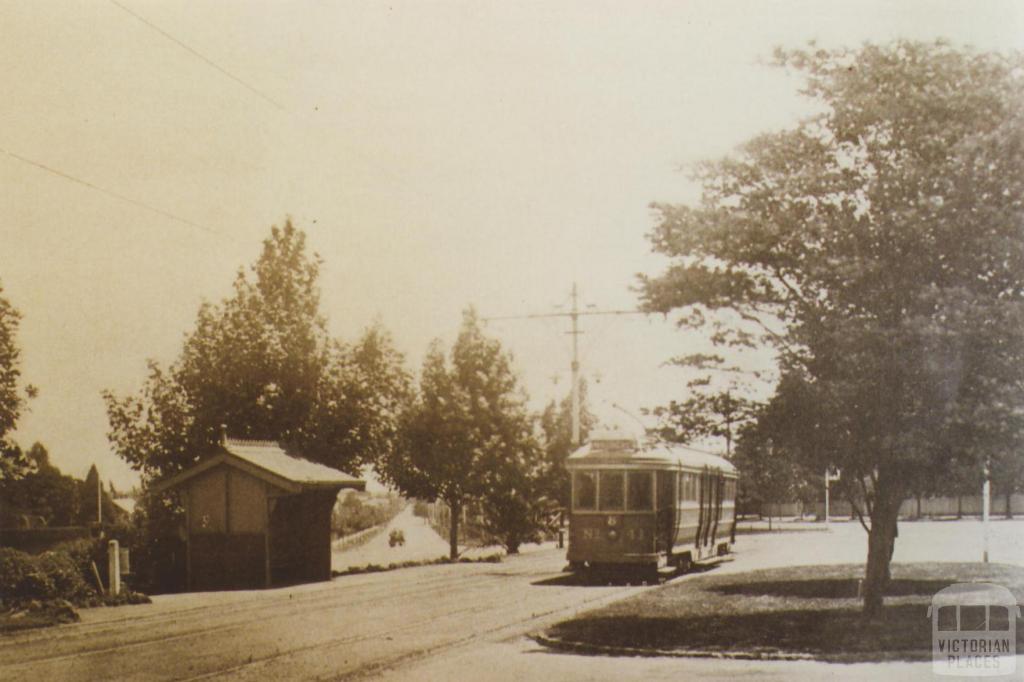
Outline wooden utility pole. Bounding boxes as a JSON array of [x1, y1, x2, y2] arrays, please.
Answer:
[[483, 282, 645, 446]]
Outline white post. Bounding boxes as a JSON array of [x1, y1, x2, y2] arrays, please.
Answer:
[[108, 539, 121, 596], [983, 463, 991, 563], [825, 469, 831, 528]]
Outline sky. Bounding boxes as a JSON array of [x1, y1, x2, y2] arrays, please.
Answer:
[[1, 0, 1022, 489]]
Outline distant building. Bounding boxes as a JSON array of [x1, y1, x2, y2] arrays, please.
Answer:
[[152, 437, 364, 591]]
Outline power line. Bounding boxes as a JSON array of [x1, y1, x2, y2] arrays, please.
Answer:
[[0, 145, 223, 238], [484, 283, 648, 446], [108, 0, 284, 111]]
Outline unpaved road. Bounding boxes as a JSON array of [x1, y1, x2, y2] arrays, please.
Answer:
[[0, 548, 645, 681], [332, 505, 505, 572], [2, 519, 1022, 681]]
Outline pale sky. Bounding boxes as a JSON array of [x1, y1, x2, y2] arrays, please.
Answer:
[[2, 0, 1022, 489]]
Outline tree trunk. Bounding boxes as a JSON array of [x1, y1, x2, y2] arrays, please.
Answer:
[[862, 498, 899, 620], [1006, 491, 1013, 520], [915, 494, 922, 520], [956, 495, 963, 519], [448, 499, 460, 560]]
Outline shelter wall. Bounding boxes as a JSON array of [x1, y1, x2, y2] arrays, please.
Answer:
[[186, 465, 273, 535]]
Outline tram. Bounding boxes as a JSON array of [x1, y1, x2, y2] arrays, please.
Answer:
[[565, 432, 737, 576]]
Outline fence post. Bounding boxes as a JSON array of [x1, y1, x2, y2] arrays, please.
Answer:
[[108, 539, 121, 596]]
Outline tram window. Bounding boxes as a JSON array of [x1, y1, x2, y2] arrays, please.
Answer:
[[574, 471, 597, 510], [990, 606, 1010, 631], [657, 471, 674, 509], [961, 605, 987, 631], [937, 605, 957, 631], [599, 471, 625, 511], [678, 473, 696, 502], [627, 472, 653, 510]]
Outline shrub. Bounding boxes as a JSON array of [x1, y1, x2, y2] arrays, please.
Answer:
[[0, 548, 36, 605], [35, 551, 94, 603], [0, 546, 96, 607]]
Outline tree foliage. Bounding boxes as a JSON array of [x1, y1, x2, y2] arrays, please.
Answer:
[[640, 41, 1024, 618], [0, 443, 80, 526], [377, 309, 544, 556], [103, 220, 411, 480], [537, 380, 596, 508], [0, 281, 36, 480], [731, 420, 815, 523]]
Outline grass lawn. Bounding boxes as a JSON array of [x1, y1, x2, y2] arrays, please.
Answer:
[[544, 562, 1024, 662]]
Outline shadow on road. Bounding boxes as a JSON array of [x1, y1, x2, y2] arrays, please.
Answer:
[[532, 563, 720, 588]]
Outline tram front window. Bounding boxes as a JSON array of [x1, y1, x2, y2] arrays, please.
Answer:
[[627, 471, 652, 510], [599, 471, 625, 511], [574, 471, 597, 510]]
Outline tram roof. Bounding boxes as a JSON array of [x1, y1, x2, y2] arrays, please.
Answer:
[[566, 437, 737, 474]]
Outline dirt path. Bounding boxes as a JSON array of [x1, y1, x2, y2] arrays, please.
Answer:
[[332, 505, 452, 571]]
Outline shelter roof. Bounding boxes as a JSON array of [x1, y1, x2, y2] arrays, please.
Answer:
[[151, 438, 365, 495]]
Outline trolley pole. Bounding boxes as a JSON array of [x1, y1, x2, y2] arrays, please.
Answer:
[[569, 283, 581, 446]]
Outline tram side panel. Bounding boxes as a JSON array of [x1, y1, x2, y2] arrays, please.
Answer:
[[670, 472, 737, 562]]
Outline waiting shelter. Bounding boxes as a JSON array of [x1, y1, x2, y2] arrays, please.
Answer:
[[152, 436, 364, 591]]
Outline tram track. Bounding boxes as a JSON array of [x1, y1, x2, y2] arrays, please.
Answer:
[[0, 567, 509, 668], [182, 562, 647, 681], [0, 551, 572, 679], [0, 550, 553, 654]]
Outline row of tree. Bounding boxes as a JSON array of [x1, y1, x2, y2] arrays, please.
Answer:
[[98, 222, 585, 559]]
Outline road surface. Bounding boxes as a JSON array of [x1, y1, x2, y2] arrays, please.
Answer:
[[1, 519, 1022, 681], [0, 545, 644, 681]]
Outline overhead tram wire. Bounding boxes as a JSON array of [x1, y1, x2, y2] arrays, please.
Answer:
[[109, 1, 415, 207], [0, 145, 228, 240], [483, 283, 649, 447], [108, 0, 284, 111]]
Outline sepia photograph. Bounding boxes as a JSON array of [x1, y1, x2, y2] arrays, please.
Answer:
[[1, 1, 1022, 680]]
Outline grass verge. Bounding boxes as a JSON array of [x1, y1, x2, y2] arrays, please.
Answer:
[[332, 553, 503, 578], [542, 562, 1024, 662]]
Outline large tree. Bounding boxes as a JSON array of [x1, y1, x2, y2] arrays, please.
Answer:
[[377, 309, 543, 557], [0, 281, 36, 480], [104, 220, 411, 480], [640, 42, 1024, 618]]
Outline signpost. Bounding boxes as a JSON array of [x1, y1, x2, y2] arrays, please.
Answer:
[[825, 468, 841, 528]]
